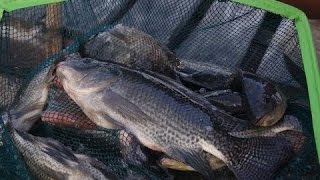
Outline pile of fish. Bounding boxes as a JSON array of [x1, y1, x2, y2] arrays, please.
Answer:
[[1, 24, 305, 180]]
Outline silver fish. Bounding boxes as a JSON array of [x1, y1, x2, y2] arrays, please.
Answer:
[[2, 113, 119, 180], [9, 63, 54, 132], [56, 58, 295, 180]]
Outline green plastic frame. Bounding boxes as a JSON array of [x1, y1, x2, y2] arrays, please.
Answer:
[[232, 0, 320, 161], [0, 0, 65, 20]]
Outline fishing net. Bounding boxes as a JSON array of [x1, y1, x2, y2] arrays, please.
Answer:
[[0, 0, 319, 179]]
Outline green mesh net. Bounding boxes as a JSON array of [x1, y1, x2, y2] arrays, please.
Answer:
[[0, 0, 319, 179]]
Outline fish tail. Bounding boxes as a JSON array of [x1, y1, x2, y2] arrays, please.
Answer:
[[202, 134, 294, 180], [227, 136, 294, 180]]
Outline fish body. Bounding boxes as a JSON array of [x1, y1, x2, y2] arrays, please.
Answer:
[[2, 113, 118, 180], [160, 115, 304, 171], [83, 24, 179, 79], [9, 64, 54, 132], [203, 90, 244, 115], [176, 59, 239, 91], [57, 58, 295, 180]]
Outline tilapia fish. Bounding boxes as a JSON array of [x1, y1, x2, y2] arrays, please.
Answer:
[[57, 58, 295, 180], [202, 90, 245, 116], [160, 115, 305, 172], [176, 60, 239, 91], [2, 114, 118, 180], [83, 24, 179, 79], [9, 64, 55, 132]]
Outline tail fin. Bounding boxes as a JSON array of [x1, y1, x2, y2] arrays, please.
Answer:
[[275, 131, 305, 153], [220, 136, 294, 180], [230, 136, 294, 180]]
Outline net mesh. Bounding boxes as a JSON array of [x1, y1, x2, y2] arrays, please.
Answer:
[[0, 0, 318, 179]]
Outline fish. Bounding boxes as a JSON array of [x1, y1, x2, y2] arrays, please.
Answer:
[[41, 52, 98, 129], [83, 25, 233, 91], [159, 115, 304, 171], [8, 63, 55, 132], [60, 55, 250, 133], [83, 24, 179, 79], [176, 59, 240, 91], [202, 90, 245, 116], [1, 113, 119, 180], [56, 58, 295, 180], [240, 71, 287, 126]]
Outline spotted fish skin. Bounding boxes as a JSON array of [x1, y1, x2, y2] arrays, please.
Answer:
[[83, 24, 179, 79], [57, 59, 295, 180], [9, 64, 54, 132], [1, 112, 118, 180]]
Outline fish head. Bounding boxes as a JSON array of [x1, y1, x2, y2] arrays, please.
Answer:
[[242, 72, 287, 126], [56, 58, 120, 95]]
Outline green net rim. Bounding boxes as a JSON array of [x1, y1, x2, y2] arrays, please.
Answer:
[[0, 0, 65, 20], [232, 0, 320, 162]]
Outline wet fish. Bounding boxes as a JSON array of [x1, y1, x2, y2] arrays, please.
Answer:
[[2, 113, 119, 180], [57, 58, 295, 180], [241, 72, 287, 126], [8, 63, 55, 132], [83, 24, 179, 79], [159, 115, 304, 171], [203, 90, 245, 116], [176, 59, 240, 91]]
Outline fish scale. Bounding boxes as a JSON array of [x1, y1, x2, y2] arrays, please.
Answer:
[[112, 71, 213, 132]]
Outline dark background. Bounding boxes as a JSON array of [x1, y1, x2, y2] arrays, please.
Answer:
[[281, 0, 320, 19]]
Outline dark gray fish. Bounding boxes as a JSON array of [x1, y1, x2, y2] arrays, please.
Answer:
[[82, 25, 246, 129], [8, 64, 55, 132], [176, 59, 240, 91], [56, 58, 295, 180], [241, 72, 287, 126], [83, 24, 179, 79], [160, 115, 304, 171], [203, 90, 244, 115], [2, 113, 119, 180]]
